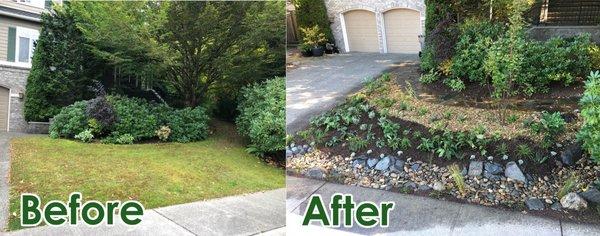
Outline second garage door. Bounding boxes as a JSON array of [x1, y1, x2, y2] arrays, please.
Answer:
[[383, 9, 421, 53], [343, 10, 379, 52]]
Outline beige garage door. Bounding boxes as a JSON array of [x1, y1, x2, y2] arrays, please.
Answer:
[[383, 9, 421, 53], [0, 87, 8, 131], [343, 10, 379, 52]]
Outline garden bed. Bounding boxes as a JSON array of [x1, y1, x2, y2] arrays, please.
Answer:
[[8, 121, 284, 231], [287, 70, 600, 224]]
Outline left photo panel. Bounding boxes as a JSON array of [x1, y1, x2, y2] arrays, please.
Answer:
[[0, 0, 286, 235]]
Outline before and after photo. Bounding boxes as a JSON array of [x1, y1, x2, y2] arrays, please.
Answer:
[[0, 0, 600, 235]]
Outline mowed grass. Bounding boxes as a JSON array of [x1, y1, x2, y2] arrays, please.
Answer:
[[7, 121, 284, 230]]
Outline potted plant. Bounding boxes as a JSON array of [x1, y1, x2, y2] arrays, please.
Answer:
[[300, 25, 327, 57]]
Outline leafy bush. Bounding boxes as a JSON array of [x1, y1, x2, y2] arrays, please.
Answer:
[[578, 71, 600, 162], [236, 77, 285, 156], [49, 101, 88, 138], [590, 44, 600, 70], [300, 25, 327, 48], [294, 0, 333, 42], [107, 95, 158, 142], [420, 70, 440, 84], [527, 111, 566, 143], [167, 107, 210, 143], [74, 129, 94, 143], [451, 19, 504, 83]]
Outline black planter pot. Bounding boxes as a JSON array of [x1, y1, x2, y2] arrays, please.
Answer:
[[300, 50, 312, 57], [311, 47, 325, 57]]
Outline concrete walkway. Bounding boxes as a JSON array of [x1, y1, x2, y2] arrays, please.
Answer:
[[286, 176, 600, 235], [0, 132, 30, 232], [7, 188, 285, 235], [286, 53, 419, 134]]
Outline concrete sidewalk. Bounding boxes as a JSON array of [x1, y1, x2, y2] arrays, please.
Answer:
[[286, 176, 600, 236], [7, 188, 285, 236]]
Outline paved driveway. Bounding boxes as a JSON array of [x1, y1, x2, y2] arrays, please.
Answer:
[[286, 52, 419, 134]]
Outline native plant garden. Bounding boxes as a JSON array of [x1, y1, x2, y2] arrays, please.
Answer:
[[287, 0, 600, 224]]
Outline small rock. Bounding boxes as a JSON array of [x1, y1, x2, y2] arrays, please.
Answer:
[[350, 152, 356, 158], [579, 188, 600, 204], [526, 198, 545, 210], [411, 163, 421, 172], [461, 166, 468, 176], [470, 155, 476, 160], [367, 149, 373, 154], [550, 151, 557, 156], [290, 143, 295, 148], [380, 153, 385, 158], [551, 202, 562, 211], [404, 181, 417, 189], [310, 141, 315, 146], [487, 156, 494, 161], [397, 151, 403, 156], [468, 161, 483, 176], [306, 167, 325, 180], [303, 144, 309, 149], [390, 159, 405, 173], [286, 149, 293, 157], [556, 143, 563, 148], [433, 181, 445, 191], [367, 158, 379, 168], [560, 192, 588, 211], [560, 143, 583, 166], [502, 155, 508, 160], [517, 159, 524, 165], [375, 156, 391, 171], [352, 159, 366, 168], [484, 162, 503, 175], [418, 185, 431, 191], [505, 161, 526, 183]]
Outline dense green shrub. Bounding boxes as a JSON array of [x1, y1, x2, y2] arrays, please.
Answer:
[[295, 0, 333, 42], [578, 71, 600, 162], [49, 101, 88, 138], [107, 96, 158, 142], [167, 107, 210, 143], [24, 5, 99, 121], [451, 19, 504, 83], [50, 95, 211, 144], [236, 77, 285, 156]]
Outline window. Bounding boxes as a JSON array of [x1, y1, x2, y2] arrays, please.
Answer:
[[14, 27, 39, 65]]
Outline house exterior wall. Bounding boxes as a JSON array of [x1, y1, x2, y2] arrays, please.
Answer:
[[0, 15, 40, 62], [0, 64, 29, 132], [323, 0, 425, 53]]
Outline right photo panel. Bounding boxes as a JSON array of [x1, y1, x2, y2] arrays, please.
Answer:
[[286, 0, 600, 235]]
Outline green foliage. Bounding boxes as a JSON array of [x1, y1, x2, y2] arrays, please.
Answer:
[[347, 134, 368, 152], [558, 174, 579, 199], [496, 142, 508, 156], [449, 164, 466, 194], [48, 101, 89, 138], [300, 25, 327, 48], [167, 107, 210, 143], [578, 71, 600, 162], [114, 134, 135, 145], [444, 78, 466, 91], [364, 74, 391, 95], [236, 77, 285, 156], [532, 152, 549, 164], [74, 129, 94, 143], [24, 6, 99, 121], [108, 95, 158, 142], [516, 144, 533, 160], [378, 117, 404, 150], [590, 44, 600, 70], [419, 70, 440, 84], [451, 19, 504, 83], [527, 111, 566, 143], [294, 0, 333, 42]]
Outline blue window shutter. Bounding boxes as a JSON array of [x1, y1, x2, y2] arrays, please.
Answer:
[[7, 27, 16, 62]]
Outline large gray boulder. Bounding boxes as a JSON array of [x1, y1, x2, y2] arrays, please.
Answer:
[[504, 161, 526, 183]]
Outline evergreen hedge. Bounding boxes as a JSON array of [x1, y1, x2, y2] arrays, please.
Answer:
[[295, 0, 334, 42]]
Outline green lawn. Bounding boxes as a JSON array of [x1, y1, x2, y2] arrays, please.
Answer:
[[7, 121, 284, 230]]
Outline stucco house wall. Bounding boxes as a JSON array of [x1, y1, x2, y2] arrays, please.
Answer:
[[323, 0, 426, 53]]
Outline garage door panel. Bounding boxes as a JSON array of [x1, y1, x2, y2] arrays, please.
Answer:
[[384, 9, 421, 53], [344, 10, 379, 52]]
